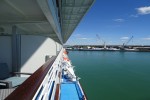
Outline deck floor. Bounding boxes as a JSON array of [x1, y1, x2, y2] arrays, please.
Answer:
[[0, 88, 15, 99], [60, 83, 79, 100]]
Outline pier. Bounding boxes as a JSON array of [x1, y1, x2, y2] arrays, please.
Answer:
[[65, 45, 150, 52]]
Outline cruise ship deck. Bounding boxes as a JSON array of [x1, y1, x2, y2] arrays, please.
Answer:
[[0, 0, 94, 99]]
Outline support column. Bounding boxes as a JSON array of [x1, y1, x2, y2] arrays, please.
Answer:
[[12, 26, 21, 72]]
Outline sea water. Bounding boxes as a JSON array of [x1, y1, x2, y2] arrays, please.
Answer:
[[68, 51, 150, 100]]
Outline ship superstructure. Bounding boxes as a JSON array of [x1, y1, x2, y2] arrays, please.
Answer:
[[0, 0, 94, 99]]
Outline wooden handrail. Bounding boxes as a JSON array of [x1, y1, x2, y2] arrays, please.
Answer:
[[54, 84, 60, 100], [5, 56, 56, 100]]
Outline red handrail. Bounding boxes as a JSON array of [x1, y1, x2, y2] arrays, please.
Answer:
[[5, 56, 56, 100]]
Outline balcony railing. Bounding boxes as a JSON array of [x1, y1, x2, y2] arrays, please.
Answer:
[[6, 49, 63, 100]]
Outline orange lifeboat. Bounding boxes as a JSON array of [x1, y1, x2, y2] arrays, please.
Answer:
[[63, 50, 68, 54], [63, 57, 70, 61]]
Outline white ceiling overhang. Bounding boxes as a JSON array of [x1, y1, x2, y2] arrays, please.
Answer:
[[0, 0, 61, 43], [60, 0, 94, 43], [0, 0, 94, 44]]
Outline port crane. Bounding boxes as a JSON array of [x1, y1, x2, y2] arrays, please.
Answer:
[[121, 36, 133, 50], [96, 34, 106, 49]]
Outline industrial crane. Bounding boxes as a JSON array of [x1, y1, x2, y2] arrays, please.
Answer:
[[121, 36, 134, 50], [96, 34, 106, 49]]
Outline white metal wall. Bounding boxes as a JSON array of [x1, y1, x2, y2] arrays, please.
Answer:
[[20, 35, 58, 73], [0, 36, 12, 71], [0, 35, 62, 74], [56, 42, 62, 54]]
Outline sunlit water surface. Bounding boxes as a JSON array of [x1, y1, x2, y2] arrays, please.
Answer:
[[68, 51, 150, 100]]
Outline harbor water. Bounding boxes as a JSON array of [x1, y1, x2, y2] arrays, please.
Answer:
[[68, 51, 150, 100]]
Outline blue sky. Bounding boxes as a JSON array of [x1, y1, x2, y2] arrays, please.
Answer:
[[65, 0, 150, 45]]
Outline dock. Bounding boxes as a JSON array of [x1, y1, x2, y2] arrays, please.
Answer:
[[65, 45, 150, 52]]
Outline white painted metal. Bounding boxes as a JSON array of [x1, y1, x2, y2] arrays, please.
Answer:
[[20, 35, 58, 74], [37, 0, 63, 44], [32, 48, 63, 100]]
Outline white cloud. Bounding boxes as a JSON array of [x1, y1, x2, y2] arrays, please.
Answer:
[[141, 38, 150, 40], [78, 38, 88, 40], [137, 6, 150, 15], [120, 37, 129, 40], [130, 14, 139, 18], [77, 37, 95, 40], [113, 19, 125, 22], [72, 34, 82, 38]]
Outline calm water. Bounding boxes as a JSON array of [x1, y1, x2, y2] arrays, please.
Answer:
[[68, 51, 150, 100]]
